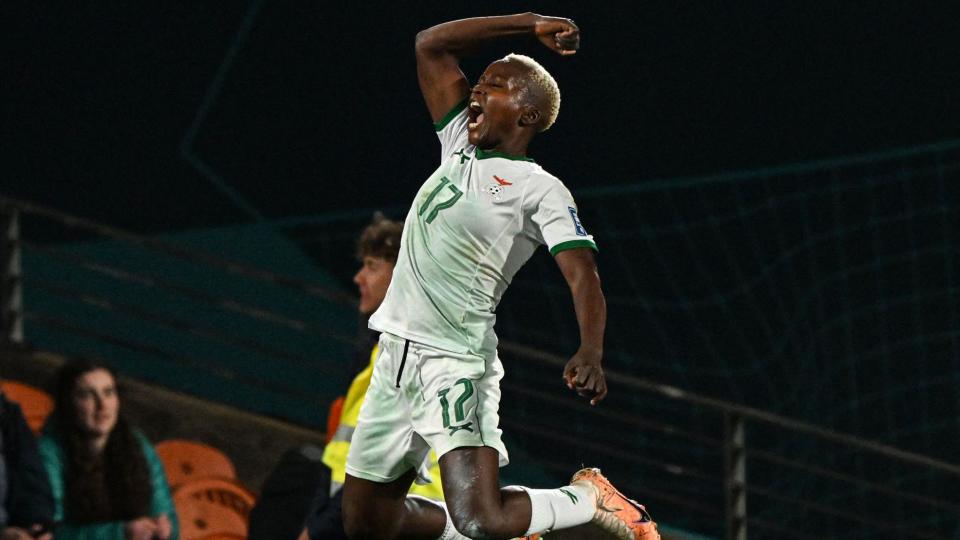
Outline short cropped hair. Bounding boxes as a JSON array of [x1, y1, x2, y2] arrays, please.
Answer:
[[503, 53, 561, 132], [356, 212, 403, 263]]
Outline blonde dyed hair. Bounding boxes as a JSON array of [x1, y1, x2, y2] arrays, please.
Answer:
[[503, 53, 561, 131]]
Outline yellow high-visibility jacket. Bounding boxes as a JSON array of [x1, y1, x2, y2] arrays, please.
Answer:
[[322, 344, 444, 500]]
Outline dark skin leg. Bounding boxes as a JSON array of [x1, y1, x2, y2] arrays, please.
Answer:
[[342, 447, 533, 540], [439, 447, 533, 540], [341, 469, 448, 540]]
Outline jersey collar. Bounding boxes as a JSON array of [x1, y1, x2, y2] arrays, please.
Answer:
[[475, 148, 536, 163]]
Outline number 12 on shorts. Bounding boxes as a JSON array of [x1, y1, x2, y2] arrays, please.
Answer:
[[419, 176, 463, 224], [437, 378, 474, 435]]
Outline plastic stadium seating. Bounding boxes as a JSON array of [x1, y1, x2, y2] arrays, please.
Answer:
[[156, 439, 238, 488], [1, 380, 54, 435], [173, 477, 256, 540]]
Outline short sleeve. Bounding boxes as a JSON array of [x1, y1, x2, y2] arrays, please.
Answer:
[[433, 98, 469, 163], [530, 179, 598, 256]]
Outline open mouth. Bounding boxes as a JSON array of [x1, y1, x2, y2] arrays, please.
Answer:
[[468, 99, 484, 131]]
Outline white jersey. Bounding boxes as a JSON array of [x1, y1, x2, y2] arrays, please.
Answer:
[[369, 100, 597, 356]]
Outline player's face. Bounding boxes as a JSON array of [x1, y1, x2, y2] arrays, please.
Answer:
[[353, 256, 395, 315], [71, 368, 119, 438], [467, 60, 529, 148]]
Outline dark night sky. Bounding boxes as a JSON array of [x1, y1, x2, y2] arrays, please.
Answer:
[[3, 1, 958, 232]]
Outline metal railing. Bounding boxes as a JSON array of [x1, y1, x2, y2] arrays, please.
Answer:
[[1, 207, 23, 346], [3, 194, 959, 539]]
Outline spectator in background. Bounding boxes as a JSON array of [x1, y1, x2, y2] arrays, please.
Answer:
[[1, 385, 54, 540], [37, 360, 179, 540]]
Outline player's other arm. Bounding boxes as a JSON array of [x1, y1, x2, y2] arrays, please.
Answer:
[[415, 13, 580, 123], [555, 248, 608, 405]]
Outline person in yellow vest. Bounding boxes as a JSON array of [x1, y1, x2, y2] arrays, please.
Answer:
[[298, 214, 444, 540]]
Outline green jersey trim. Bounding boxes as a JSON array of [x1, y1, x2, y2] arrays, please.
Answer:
[[433, 98, 470, 131], [550, 239, 599, 256], [476, 148, 536, 163]]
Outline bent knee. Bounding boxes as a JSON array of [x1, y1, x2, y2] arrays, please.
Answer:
[[450, 511, 510, 540]]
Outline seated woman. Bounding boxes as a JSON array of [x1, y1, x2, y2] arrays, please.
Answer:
[[37, 359, 178, 540]]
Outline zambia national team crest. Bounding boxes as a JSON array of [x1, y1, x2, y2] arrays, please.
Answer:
[[485, 175, 513, 202]]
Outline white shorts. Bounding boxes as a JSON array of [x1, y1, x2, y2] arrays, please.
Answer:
[[345, 332, 509, 484]]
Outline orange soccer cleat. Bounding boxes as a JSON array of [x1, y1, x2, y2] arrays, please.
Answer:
[[570, 468, 660, 540]]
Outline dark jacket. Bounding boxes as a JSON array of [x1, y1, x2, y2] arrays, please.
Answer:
[[0, 391, 55, 529]]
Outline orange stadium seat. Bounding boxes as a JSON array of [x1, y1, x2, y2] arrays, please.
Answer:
[[1, 380, 54, 436], [173, 477, 256, 540], [156, 439, 237, 489]]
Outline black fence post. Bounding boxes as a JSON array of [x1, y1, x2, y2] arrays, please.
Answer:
[[725, 412, 747, 540], [1, 207, 23, 347]]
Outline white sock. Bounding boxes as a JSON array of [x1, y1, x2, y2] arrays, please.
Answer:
[[419, 498, 470, 540], [513, 484, 596, 535], [438, 515, 470, 540]]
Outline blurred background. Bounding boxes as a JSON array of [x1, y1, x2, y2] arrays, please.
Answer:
[[2, 1, 959, 538]]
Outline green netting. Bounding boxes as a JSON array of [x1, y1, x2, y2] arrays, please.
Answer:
[[521, 140, 960, 455]]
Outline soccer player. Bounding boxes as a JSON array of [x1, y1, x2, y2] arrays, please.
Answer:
[[341, 13, 659, 540]]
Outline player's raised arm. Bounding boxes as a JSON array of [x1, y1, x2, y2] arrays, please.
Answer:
[[415, 13, 580, 124], [555, 248, 608, 405]]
